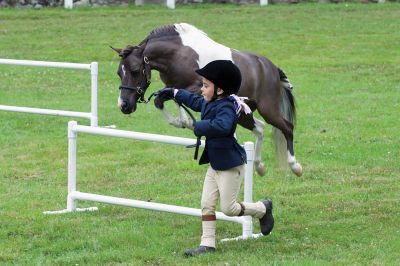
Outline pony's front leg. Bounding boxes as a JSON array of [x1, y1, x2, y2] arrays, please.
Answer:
[[252, 118, 267, 176], [158, 103, 195, 130], [178, 105, 194, 130], [159, 105, 185, 128]]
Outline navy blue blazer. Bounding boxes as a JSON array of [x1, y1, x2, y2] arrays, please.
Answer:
[[175, 90, 247, 170]]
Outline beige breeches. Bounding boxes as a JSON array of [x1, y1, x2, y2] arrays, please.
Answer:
[[200, 165, 266, 247], [201, 165, 266, 218]]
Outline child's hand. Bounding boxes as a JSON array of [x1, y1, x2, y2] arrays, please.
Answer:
[[154, 88, 175, 109]]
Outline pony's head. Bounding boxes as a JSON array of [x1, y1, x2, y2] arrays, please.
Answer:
[[112, 45, 151, 114]]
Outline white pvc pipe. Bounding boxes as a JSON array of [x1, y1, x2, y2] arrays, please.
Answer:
[[0, 58, 90, 70], [166, 0, 175, 9], [0, 58, 98, 127], [0, 105, 92, 119], [64, 121, 254, 235], [73, 123, 205, 148], [90, 62, 98, 127], [67, 121, 77, 211], [242, 141, 255, 238], [244, 142, 254, 204], [64, 0, 73, 9], [70, 191, 244, 224]]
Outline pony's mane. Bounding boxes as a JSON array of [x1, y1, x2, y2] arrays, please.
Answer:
[[138, 23, 208, 45], [148, 24, 179, 40], [123, 25, 180, 56], [137, 24, 178, 45]]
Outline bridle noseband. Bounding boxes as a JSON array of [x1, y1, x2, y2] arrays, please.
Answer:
[[119, 56, 152, 103]]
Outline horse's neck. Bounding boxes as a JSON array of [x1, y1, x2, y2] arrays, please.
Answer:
[[143, 38, 205, 89], [144, 40, 177, 72], [148, 58, 170, 73]]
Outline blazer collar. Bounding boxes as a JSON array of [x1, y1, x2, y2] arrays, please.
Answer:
[[201, 98, 227, 119]]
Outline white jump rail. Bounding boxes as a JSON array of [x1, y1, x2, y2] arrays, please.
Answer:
[[0, 59, 98, 127], [44, 121, 263, 242], [64, 0, 268, 9]]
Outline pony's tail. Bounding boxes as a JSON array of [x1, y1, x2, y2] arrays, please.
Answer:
[[273, 68, 296, 166]]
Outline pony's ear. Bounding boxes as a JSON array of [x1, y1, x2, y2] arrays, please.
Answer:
[[110, 46, 122, 55]]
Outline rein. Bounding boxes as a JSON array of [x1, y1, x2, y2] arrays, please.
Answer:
[[119, 50, 201, 159], [119, 56, 152, 103]]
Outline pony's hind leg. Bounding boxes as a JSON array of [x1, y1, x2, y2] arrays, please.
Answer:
[[238, 113, 267, 176], [260, 107, 302, 177], [282, 119, 302, 177], [253, 118, 267, 176]]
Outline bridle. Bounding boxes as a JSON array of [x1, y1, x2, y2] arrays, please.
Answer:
[[117, 50, 197, 124], [117, 50, 200, 157], [119, 56, 152, 103]]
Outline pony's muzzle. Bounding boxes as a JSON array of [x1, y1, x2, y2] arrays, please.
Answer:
[[121, 102, 135, 114], [118, 98, 136, 114]]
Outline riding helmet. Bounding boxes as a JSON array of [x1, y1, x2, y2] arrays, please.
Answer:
[[195, 60, 242, 95]]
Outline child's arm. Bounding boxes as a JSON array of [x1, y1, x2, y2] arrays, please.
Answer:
[[154, 88, 203, 112], [174, 89, 204, 112], [194, 103, 236, 138]]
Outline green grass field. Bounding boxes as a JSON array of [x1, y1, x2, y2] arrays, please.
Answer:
[[0, 3, 399, 265]]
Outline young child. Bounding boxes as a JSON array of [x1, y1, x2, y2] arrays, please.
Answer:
[[154, 60, 274, 257]]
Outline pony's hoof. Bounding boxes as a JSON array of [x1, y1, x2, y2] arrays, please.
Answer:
[[255, 163, 267, 176], [291, 163, 303, 177]]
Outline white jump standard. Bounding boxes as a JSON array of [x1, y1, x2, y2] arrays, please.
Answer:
[[44, 121, 263, 241], [0, 58, 98, 127]]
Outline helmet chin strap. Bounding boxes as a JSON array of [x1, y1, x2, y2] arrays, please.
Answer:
[[211, 86, 225, 101]]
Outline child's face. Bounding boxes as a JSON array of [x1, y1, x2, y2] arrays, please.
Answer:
[[200, 78, 224, 102]]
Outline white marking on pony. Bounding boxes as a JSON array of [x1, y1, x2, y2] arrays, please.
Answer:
[[118, 65, 126, 108], [174, 23, 233, 68], [288, 150, 302, 176], [118, 96, 123, 108], [287, 151, 296, 165], [121, 65, 126, 77]]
